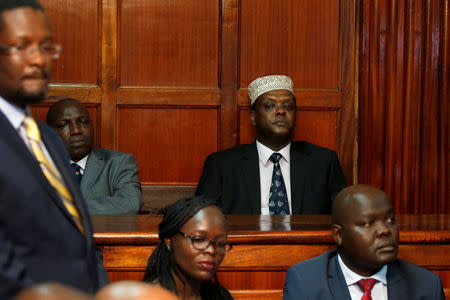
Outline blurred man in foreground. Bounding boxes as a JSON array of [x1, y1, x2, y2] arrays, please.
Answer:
[[96, 281, 177, 300], [0, 0, 107, 297]]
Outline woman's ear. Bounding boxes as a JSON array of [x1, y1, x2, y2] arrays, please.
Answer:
[[164, 238, 171, 251]]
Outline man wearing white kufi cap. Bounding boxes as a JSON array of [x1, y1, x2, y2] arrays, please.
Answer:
[[196, 75, 346, 214]]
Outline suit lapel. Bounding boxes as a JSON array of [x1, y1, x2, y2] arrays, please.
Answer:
[[387, 261, 409, 299], [242, 143, 261, 214], [0, 110, 39, 170], [290, 142, 307, 214], [81, 148, 104, 196], [39, 122, 97, 282], [39, 122, 90, 235], [327, 253, 352, 300], [0, 112, 70, 215]]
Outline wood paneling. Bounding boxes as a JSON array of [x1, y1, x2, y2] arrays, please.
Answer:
[[117, 107, 219, 185], [240, 0, 340, 88], [119, 0, 219, 87], [37, 0, 357, 207], [40, 0, 99, 84], [33, 0, 449, 213], [359, 0, 450, 213], [238, 0, 357, 183]]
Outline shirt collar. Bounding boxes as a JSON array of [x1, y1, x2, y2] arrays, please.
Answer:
[[0, 96, 28, 130], [256, 140, 291, 165], [71, 154, 89, 171], [338, 254, 387, 286]]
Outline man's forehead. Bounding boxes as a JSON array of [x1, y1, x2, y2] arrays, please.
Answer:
[[346, 193, 393, 218], [55, 103, 90, 118], [260, 89, 295, 101], [0, 7, 50, 36]]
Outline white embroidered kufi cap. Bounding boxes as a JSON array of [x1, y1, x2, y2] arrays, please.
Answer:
[[248, 75, 294, 105]]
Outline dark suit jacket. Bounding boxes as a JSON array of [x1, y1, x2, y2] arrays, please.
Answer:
[[81, 148, 142, 214], [0, 111, 107, 298], [196, 141, 346, 214], [283, 250, 445, 300]]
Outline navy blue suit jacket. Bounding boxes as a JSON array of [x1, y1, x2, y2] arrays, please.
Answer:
[[196, 141, 346, 214], [283, 250, 445, 300], [0, 111, 107, 298]]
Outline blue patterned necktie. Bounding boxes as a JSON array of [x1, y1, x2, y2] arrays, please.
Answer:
[[268, 153, 290, 215], [71, 163, 83, 184]]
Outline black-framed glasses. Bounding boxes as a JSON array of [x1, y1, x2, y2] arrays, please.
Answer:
[[177, 230, 232, 253], [0, 43, 61, 60]]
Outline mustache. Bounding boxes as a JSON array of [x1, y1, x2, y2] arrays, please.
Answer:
[[21, 70, 49, 80]]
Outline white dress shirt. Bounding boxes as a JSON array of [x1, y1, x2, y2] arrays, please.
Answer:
[[71, 155, 89, 175], [256, 140, 292, 215], [338, 254, 388, 300], [0, 96, 58, 169]]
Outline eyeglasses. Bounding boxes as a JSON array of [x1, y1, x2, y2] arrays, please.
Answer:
[[0, 43, 61, 60], [177, 231, 232, 253]]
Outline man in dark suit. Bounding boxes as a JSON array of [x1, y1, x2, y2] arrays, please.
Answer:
[[283, 185, 445, 299], [196, 75, 346, 214], [46, 98, 142, 214], [0, 1, 108, 297]]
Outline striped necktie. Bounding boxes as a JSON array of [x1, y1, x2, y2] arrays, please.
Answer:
[[23, 116, 84, 233]]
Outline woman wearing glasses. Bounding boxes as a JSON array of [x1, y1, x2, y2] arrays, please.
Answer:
[[143, 196, 233, 300]]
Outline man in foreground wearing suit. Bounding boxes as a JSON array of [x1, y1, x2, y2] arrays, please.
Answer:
[[46, 98, 142, 214], [0, 0, 108, 297], [283, 184, 445, 299], [196, 75, 346, 214]]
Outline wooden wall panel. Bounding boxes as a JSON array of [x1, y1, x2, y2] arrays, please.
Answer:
[[117, 107, 219, 185], [119, 0, 219, 87], [238, 0, 356, 183], [30, 105, 101, 148], [240, 0, 340, 88], [359, 0, 450, 213], [40, 0, 99, 84], [37, 0, 358, 204], [239, 109, 338, 150]]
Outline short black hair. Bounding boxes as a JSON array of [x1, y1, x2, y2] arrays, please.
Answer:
[[0, 0, 44, 12], [0, 0, 45, 31], [46, 98, 82, 125]]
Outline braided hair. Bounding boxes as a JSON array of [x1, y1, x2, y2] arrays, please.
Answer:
[[143, 196, 233, 300]]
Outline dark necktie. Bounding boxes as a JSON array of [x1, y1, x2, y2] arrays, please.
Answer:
[[356, 278, 377, 300], [71, 163, 83, 184], [268, 153, 290, 215]]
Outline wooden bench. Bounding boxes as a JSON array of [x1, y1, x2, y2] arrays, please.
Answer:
[[93, 214, 450, 300], [140, 185, 196, 214]]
